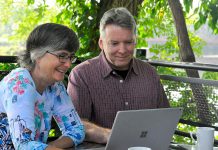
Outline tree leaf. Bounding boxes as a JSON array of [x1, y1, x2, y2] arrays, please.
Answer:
[[27, 0, 35, 5], [194, 20, 202, 30]]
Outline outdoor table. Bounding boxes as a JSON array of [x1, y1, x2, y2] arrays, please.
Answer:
[[170, 144, 218, 150], [64, 142, 105, 150], [64, 142, 218, 150]]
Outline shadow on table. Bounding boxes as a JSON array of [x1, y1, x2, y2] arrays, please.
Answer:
[[65, 142, 105, 150]]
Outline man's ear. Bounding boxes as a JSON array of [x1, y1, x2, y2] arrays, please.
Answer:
[[98, 37, 103, 50]]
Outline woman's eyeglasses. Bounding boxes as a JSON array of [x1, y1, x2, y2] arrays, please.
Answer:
[[46, 51, 77, 63]]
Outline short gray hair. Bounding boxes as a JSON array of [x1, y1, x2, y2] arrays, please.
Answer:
[[18, 23, 79, 70], [100, 7, 137, 37]]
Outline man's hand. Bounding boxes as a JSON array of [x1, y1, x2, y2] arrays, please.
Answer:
[[82, 119, 111, 144]]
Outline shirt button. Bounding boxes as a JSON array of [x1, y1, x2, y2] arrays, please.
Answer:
[[125, 102, 129, 106], [120, 80, 123, 83]]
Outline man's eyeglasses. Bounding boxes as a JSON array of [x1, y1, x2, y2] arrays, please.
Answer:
[[46, 51, 77, 63]]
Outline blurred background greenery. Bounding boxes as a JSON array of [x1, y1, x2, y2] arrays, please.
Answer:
[[0, 0, 218, 144]]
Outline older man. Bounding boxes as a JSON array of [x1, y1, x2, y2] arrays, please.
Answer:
[[67, 7, 170, 144]]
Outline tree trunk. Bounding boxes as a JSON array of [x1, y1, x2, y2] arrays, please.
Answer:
[[168, 0, 212, 124], [97, 0, 144, 18]]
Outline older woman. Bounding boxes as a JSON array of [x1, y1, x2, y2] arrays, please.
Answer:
[[0, 23, 85, 150]]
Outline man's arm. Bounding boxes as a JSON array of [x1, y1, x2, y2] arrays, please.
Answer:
[[47, 136, 74, 149], [67, 68, 110, 144], [67, 68, 92, 120], [83, 119, 111, 144]]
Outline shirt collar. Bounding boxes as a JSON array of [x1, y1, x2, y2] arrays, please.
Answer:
[[131, 58, 139, 75], [99, 52, 113, 78], [99, 51, 139, 78]]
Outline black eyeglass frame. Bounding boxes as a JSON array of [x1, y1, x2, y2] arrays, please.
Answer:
[[46, 51, 77, 63]]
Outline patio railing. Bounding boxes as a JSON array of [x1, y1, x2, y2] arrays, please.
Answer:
[[145, 60, 218, 145], [1, 56, 218, 144]]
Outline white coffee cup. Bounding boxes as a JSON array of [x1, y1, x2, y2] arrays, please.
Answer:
[[128, 147, 152, 150], [190, 127, 215, 150]]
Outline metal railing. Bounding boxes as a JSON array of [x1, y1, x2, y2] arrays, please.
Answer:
[[1, 56, 218, 71], [147, 60, 218, 145], [0, 56, 17, 63], [145, 60, 218, 72], [1, 56, 218, 144]]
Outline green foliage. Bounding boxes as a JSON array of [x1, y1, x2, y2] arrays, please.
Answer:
[[161, 72, 218, 144], [9, 3, 57, 42], [49, 129, 56, 137], [137, 0, 205, 62], [0, 0, 59, 55], [183, 0, 193, 13], [138, 0, 172, 38], [161, 78, 196, 144], [1, 0, 217, 59], [0, 63, 18, 80], [202, 71, 218, 80], [137, 0, 176, 61], [0, 0, 217, 143], [173, 124, 195, 144], [27, 0, 35, 5], [0, 63, 18, 71], [136, 1, 212, 144], [55, 0, 101, 59], [188, 0, 218, 34]]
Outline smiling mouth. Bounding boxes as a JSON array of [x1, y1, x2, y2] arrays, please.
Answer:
[[56, 69, 67, 74], [116, 56, 129, 58], [116, 56, 131, 60]]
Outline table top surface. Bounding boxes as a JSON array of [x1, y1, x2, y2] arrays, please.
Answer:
[[65, 142, 218, 150], [170, 144, 218, 150]]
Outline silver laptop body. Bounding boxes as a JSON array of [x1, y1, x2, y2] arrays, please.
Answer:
[[105, 108, 182, 150], [82, 108, 182, 150]]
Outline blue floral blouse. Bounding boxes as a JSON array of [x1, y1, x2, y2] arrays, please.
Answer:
[[0, 68, 85, 149]]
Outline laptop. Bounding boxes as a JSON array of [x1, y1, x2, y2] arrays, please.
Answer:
[[81, 108, 183, 150]]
